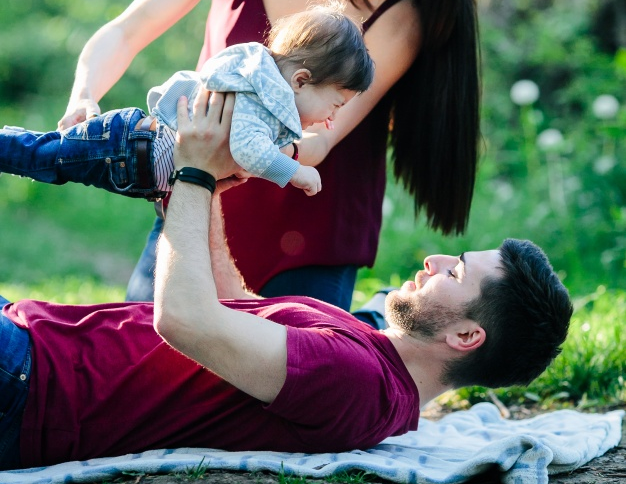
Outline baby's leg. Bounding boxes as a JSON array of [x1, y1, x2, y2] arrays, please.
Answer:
[[0, 127, 63, 184], [0, 108, 165, 200]]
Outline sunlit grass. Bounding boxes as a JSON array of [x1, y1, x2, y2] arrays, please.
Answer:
[[537, 286, 626, 405], [0, 278, 126, 304]]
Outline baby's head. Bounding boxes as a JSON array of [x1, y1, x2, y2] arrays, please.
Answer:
[[268, 3, 374, 129]]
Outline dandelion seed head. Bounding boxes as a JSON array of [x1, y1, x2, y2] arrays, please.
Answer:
[[537, 128, 564, 151], [592, 94, 620, 119], [510, 80, 540, 106]]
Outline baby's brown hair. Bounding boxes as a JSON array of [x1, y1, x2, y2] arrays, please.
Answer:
[[268, 3, 374, 93]]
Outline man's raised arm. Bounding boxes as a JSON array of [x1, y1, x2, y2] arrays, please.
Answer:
[[153, 90, 286, 403]]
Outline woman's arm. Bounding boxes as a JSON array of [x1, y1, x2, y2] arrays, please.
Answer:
[[284, 0, 422, 166], [58, 0, 202, 129]]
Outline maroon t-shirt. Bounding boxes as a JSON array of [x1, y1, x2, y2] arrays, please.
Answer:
[[6, 296, 419, 467], [198, 0, 392, 291]]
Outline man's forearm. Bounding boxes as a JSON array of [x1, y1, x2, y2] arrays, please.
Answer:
[[209, 194, 258, 299], [155, 183, 219, 333]]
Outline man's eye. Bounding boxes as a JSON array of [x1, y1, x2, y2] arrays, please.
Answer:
[[447, 269, 457, 279]]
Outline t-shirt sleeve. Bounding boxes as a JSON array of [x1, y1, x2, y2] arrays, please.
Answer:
[[265, 325, 417, 451]]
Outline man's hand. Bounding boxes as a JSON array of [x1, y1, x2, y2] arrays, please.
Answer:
[[174, 89, 240, 180], [214, 174, 250, 195], [57, 99, 101, 131]]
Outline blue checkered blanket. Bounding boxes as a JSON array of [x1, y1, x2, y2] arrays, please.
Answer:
[[2, 403, 623, 484]]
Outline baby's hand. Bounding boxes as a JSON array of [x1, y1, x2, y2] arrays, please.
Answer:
[[290, 165, 322, 196]]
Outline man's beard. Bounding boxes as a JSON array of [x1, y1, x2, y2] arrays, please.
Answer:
[[386, 292, 463, 338]]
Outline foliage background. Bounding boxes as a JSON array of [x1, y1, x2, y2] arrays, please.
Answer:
[[0, 0, 624, 405]]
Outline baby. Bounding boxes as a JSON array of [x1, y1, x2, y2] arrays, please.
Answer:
[[0, 4, 373, 198]]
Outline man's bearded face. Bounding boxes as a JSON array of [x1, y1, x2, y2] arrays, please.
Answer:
[[385, 291, 465, 338]]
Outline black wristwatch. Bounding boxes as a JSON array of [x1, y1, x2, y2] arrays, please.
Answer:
[[168, 167, 216, 193]]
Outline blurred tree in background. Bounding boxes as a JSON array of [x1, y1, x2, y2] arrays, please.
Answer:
[[0, 0, 210, 290], [0, 0, 211, 128], [0, 0, 624, 298]]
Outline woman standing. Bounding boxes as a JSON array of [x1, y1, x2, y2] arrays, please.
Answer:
[[59, 0, 480, 310]]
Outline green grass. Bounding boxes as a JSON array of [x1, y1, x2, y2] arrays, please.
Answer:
[[98, 468, 377, 484], [0, 277, 125, 304], [0, 174, 154, 293], [183, 457, 210, 480], [534, 286, 626, 406], [277, 465, 375, 484]]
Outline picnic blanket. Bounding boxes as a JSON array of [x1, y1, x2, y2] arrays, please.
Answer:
[[2, 403, 623, 484]]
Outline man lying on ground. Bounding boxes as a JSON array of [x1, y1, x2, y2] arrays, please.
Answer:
[[0, 90, 572, 470]]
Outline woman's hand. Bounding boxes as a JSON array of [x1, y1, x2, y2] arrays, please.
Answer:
[[174, 88, 241, 180], [57, 99, 101, 130]]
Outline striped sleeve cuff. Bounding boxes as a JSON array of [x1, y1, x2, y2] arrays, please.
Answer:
[[259, 153, 300, 188]]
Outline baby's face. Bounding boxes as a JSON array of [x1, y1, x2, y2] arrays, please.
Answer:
[[294, 84, 356, 130]]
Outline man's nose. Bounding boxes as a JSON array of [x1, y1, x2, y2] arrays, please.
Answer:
[[423, 256, 435, 275], [423, 255, 455, 274]]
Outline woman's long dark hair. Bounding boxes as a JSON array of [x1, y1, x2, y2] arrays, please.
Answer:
[[359, 0, 481, 235]]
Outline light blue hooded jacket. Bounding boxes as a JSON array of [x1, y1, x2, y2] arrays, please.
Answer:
[[147, 42, 302, 187]]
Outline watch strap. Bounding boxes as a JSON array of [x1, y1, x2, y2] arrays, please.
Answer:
[[168, 167, 216, 193]]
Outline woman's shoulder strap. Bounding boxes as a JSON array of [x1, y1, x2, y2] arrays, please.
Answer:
[[362, 0, 404, 33]]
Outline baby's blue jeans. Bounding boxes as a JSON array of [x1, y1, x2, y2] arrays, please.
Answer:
[[0, 107, 164, 200]]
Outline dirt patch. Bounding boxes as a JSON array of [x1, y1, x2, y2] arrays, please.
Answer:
[[110, 470, 300, 484], [549, 419, 626, 484], [97, 470, 396, 484]]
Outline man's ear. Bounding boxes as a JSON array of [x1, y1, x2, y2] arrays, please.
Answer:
[[290, 69, 313, 91], [445, 320, 486, 352]]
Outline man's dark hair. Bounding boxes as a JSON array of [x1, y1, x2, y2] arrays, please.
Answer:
[[268, 3, 374, 93], [442, 238, 573, 388]]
